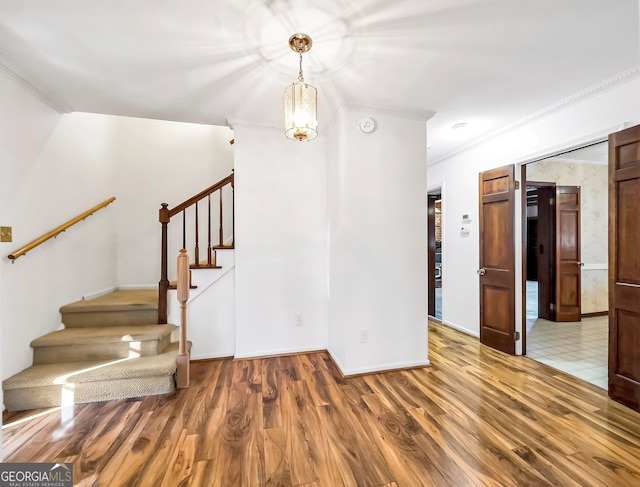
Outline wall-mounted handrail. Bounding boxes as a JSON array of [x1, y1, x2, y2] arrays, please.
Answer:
[[7, 197, 116, 262], [158, 172, 234, 323]]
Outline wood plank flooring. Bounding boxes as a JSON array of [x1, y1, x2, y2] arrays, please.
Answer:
[[4, 321, 640, 486]]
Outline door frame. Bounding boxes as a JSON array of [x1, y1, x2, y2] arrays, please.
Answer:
[[516, 126, 625, 356]]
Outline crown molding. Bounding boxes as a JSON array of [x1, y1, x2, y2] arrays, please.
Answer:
[[0, 61, 71, 114], [225, 118, 281, 132], [339, 102, 435, 121], [430, 65, 640, 165]]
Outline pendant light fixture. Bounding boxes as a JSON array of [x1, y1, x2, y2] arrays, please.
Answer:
[[284, 33, 318, 141]]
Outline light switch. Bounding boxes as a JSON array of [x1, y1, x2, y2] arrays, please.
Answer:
[[0, 226, 12, 242]]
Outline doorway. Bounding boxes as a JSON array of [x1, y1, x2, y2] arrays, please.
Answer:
[[523, 142, 609, 389], [525, 182, 556, 329], [428, 191, 442, 320]]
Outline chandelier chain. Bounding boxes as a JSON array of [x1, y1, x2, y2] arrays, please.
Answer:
[[298, 52, 304, 83]]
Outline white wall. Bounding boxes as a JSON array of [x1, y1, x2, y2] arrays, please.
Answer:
[[167, 249, 236, 359], [112, 117, 234, 286], [232, 123, 328, 358], [0, 71, 117, 409], [0, 68, 61, 428], [327, 106, 431, 375], [428, 74, 640, 338]]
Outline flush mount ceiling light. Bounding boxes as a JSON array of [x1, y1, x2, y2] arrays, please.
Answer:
[[284, 33, 318, 142], [451, 122, 469, 131]]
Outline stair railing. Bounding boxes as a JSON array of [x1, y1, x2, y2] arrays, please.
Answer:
[[158, 172, 234, 323], [7, 197, 116, 261]]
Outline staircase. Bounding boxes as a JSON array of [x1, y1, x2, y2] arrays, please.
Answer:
[[3, 173, 234, 411], [2, 289, 178, 411]]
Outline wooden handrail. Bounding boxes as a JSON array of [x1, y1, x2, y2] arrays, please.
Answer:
[[168, 174, 233, 217], [8, 197, 116, 261]]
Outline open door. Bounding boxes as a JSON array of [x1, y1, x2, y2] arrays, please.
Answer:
[[479, 165, 516, 354], [428, 194, 438, 317], [609, 124, 640, 412], [536, 185, 556, 320], [555, 186, 581, 322]]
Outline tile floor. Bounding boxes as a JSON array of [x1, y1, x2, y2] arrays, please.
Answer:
[[526, 281, 608, 390]]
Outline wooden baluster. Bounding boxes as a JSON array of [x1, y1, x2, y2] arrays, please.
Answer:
[[182, 209, 186, 250], [219, 189, 224, 246], [176, 249, 190, 388], [194, 202, 199, 266], [207, 194, 212, 266], [158, 203, 170, 324]]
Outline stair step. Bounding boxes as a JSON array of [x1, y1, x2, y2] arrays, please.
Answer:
[[190, 263, 222, 269], [168, 280, 197, 289], [2, 343, 179, 411], [60, 289, 158, 328], [31, 324, 176, 365]]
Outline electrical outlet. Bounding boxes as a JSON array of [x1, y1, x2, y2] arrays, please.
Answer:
[[359, 329, 368, 343], [295, 314, 304, 326]]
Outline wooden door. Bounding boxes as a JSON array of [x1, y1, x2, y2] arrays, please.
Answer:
[[537, 186, 556, 320], [555, 186, 581, 322], [609, 124, 640, 411], [428, 195, 438, 317], [479, 165, 516, 354]]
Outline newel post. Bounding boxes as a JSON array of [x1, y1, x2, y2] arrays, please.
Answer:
[[176, 248, 190, 388], [158, 203, 170, 324]]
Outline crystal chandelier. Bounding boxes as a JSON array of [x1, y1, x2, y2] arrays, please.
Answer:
[[284, 33, 318, 141]]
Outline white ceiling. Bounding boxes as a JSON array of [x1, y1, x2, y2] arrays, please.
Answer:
[[0, 0, 638, 163]]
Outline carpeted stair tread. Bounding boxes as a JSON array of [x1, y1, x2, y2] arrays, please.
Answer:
[[3, 289, 181, 410], [3, 343, 178, 391], [31, 324, 175, 347], [60, 289, 157, 314]]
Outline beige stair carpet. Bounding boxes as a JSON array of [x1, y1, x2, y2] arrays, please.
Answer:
[[2, 289, 178, 411]]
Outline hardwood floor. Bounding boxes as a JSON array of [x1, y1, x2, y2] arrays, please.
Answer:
[[3, 321, 640, 486]]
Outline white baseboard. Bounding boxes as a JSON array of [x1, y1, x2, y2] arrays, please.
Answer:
[[82, 287, 117, 300], [327, 348, 430, 376], [83, 285, 157, 300], [191, 352, 235, 361], [118, 284, 157, 290], [233, 344, 327, 360], [442, 319, 480, 338]]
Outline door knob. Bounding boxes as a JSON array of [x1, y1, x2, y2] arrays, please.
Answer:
[[477, 268, 486, 276]]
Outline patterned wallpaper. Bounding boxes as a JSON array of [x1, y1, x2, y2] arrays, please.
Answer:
[[526, 160, 608, 314]]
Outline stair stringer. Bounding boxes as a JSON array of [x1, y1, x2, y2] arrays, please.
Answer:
[[167, 249, 235, 360]]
